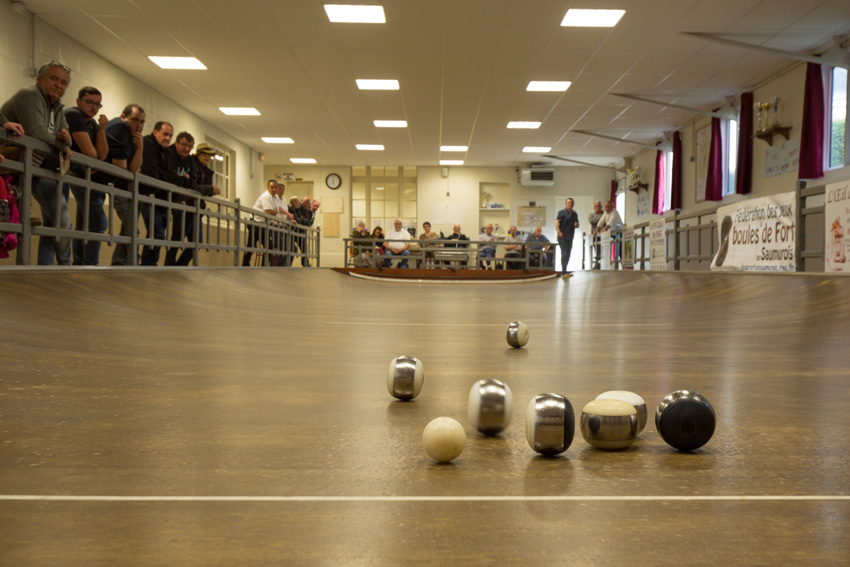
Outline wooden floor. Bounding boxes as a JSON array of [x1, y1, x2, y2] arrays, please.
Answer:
[[1, 268, 849, 566]]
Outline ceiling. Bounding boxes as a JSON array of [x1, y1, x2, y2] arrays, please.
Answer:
[[19, 0, 850, 167]]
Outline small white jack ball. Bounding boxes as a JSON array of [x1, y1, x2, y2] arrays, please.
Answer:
[[386, 355, 424, 401], [506, 321, 529, 348], [422, 417, 466, 462], [467, 379, 513, 435]]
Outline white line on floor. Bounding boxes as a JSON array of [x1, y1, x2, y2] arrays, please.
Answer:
[[1, 495, 848, 502]]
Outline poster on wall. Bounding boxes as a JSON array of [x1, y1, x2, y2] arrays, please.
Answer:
[[599, 233, 612, 270], [517, 206, 547, 229], [710, 191, 797, 272], [824, 180, 850, 272], [636, 191, 650, 218], [649, 218, 667, 270], [621, 227, 635, 269], [764, 139, 800, 178]]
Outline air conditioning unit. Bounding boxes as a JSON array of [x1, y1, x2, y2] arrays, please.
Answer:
[[518, 166, 555, 187]]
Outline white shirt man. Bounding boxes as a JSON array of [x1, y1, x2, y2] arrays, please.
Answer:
[[594, 201, 623, 235], [384, 218, 411, 268], [477, 223, 497, 268]]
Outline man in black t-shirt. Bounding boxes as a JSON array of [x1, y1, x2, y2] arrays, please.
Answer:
[[65, 86, 108, 265], [139, 121, 173, 265]]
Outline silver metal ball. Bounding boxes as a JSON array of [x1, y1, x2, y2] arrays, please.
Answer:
[[468, 379, 513, 435], [655, 390, 716, 451], [506, 321, 529, 348], [580, 399, 638, 450], [525, 393, 574, 456], [595, 390, 648, 433], [386, 355, 424, 401]]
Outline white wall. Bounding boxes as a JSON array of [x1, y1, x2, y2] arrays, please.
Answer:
[[0, 0, 265, 203]]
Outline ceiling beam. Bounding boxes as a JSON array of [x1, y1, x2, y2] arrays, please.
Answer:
[[571, 130, 661, 150], [543, 155, 627, 173], [610, 93, 736, 120], [682, 32, 850, 69]]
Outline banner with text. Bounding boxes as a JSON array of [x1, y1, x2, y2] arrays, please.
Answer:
[[649, 219, 667, 270], [710, 191, 797, 272], [622, 227, 635, 269], [824, 180, 850, 272]]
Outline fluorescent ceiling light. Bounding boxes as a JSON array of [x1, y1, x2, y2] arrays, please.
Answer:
[[374, 120, 407, 128], [507, 121, 541, 129], [357, 79, 400, 90], [527, 81, 571, 92], [219, 107, 260, 116], [148, 56, 206, 70], [291, 158, 317, 164], [523, 146, 552, 153], [356, 144, 385, 150], [561, 9, 625, 27], [440, 145, 468, 152], [261, 137, 294, 144], [324, 4, 386, 23], [440, 160, 463, 166]]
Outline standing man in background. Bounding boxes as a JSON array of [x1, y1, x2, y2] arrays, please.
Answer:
[[555, 197, 579, 277], [588, 201, 603, 269]]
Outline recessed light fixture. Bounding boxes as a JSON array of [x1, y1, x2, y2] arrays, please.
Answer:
[[291, 158, 317, 164], [440, 146, 468, 152], [148, 56, 207, 70], [324, 4, 386, 23], [523, 146, 552, 153], [527, 81, 571, 92], [507, 121, 541, 129], [356, 79, 400, 90], [356, 144, 385, 150], [374, 120, 407, 128], [440, 160, 463, 166], [219, 107, 261, 116], [261, 137, 294, 144], [561, 9, 625, 27]]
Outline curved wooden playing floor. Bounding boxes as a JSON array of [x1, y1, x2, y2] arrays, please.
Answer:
[[1, 268, 849, 566]]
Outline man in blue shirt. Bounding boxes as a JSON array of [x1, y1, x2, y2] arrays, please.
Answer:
[[555, 197, 579, 276]]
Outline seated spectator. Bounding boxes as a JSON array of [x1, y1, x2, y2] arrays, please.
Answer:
[[504, 225, 523, 269], [445, 224, 469, 248], [1, 61, 73, 265], [371, 226, 385, 260], [65, 86, 108, 266], [525, 226, 551, 267], [477, 223, 497, 269], [350, 220, 373, 267], [418, 221, 440, 266], [384, 218, 410, 268], [139, 121, 173, 265]]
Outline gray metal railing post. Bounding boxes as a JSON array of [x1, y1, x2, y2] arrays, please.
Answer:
[[234, 198, 242, 266], [672, 209, 680, 271]]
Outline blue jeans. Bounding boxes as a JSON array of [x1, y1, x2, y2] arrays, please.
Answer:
[[69, 185, 107, 265], [140, 204, 168, 265], [33, 178, 71, 265], [384, 248, 409, 268], [479, 247, 496, 267], [558, 236, 573, 274], [165, 209, 200, 266]]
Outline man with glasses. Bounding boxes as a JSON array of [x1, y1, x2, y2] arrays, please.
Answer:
[[164, 132, 197, 266], [65, 86, 108, 265], [1, 61, 74, 264], [139, 121, 173, 265], [103, 103, 145, 265]]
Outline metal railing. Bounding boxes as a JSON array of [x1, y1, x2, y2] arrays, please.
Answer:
[[0, 130, 319, 267]]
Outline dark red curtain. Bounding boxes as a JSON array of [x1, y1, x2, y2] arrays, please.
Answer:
[[653, 149, 664, 214], [671, 131, 682, 210], [609, 179, 617, 202], [799, 62, 825, 180], [705, 117, 724, 201], [735, 92, 753, 194]]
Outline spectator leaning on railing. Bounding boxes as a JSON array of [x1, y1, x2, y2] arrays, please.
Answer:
[[139, 121, 173, 266], [1, 60, 74, 265]]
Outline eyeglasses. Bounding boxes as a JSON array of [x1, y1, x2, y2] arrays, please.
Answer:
[[81, 99, 102, 108], [177, 141, 194, 149]]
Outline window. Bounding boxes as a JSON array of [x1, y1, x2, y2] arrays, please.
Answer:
[[723, 118, 738, 196], [662, 149, 673, 212], [829, 66, 847, 169], [206, 137, 235, 201], [351, 166, 418, 234]]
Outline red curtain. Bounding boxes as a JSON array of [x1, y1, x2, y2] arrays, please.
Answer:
[[799, 62, 825, 180], [609, 179, 617, 202], [671, 131, 682, 210], [705, 117, 724, 201], [735, 92, 753, 194], [653, 149, 665, 214]]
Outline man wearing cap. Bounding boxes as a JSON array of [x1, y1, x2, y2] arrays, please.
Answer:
[[164, 141, 220, 265]]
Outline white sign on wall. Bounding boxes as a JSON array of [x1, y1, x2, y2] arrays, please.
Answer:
[[824, 180, 850, 272], [649, 218, 667, 270]]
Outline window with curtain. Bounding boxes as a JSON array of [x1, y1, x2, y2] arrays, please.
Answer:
[[829, 66, 848, 169], [663, 149, 673, 211], [724, 119, 739, 196]]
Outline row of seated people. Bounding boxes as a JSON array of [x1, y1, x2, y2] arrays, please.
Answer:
[[350, 221, 553, 269], [1, 60, 223, 266]]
